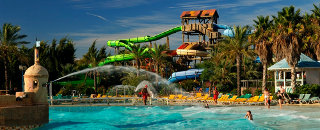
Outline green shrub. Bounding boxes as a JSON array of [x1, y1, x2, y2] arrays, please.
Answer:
[[242, 89, 252, 95], [230, 89, 237, 95], [254, 88, 262, 96], [295, 84, 320, 97]]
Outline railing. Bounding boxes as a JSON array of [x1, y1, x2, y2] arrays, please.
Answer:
[[182, 24, 218, 39]]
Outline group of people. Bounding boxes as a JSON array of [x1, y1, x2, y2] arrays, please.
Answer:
[[264, 85, 288, 109]]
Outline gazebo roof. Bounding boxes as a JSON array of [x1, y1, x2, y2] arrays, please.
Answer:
[[268, 53, 320, 70]]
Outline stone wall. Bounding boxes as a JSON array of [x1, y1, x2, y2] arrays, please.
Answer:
[[0, 92, 48, 128], [0, 105, 48, 126]]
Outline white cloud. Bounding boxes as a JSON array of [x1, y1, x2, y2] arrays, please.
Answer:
[[86, 12, 108, 22]]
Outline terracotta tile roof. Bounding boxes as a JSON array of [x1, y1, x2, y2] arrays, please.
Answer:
[[180, 9, 218, 18]]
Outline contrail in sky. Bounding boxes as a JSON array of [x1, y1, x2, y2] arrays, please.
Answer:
[[86, 12, 108, 22]]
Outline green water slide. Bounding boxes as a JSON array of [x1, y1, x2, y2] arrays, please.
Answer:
[[98, 48, 154, 66], [107, 26, 182, 48], [99, 26, 182, 66]]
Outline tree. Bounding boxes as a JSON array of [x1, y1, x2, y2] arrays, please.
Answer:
[[217, 25, 254, 96], [80, 40, 106, 94], [311, 3, 320, 61], [150, 43, 167, 74], [272, 6, 304, 91], [250, 15, 273, 91], [130, 44, 146, 76], [0, 23, 28, 93]]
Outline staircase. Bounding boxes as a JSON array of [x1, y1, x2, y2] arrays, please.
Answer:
[[182, 23, 219, 39]]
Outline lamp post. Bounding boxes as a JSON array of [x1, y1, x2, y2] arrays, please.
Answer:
[[19, 65, 27, 91]]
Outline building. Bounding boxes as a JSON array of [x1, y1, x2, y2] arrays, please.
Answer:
[[268, 53, 320, 93]]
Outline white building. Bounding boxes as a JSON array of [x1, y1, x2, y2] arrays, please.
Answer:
[[268, 53, 320, 93]]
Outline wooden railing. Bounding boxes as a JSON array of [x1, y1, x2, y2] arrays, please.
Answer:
[[182, 23, 219, 39]]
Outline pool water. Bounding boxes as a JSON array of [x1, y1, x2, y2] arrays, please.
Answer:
[[40, 105, 320, 129]]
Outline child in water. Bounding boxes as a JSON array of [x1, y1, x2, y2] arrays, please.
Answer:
[[204, 103, 209, 109], [244, 110, 253, 120]]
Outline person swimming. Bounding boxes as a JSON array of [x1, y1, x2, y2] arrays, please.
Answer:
[[244, 110, 253, 120], [204, 103, 209, 109]]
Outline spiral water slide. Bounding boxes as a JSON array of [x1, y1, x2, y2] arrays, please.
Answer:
[[98, 26, 182, 66], [168, 69, 204, 83]]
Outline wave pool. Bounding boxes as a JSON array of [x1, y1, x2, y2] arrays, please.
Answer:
[[40, 105, 320, 129]]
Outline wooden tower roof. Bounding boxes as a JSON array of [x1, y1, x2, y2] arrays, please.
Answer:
[[180, 9, 219, 19]]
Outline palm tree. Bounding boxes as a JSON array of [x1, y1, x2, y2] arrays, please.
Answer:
[[81, 40, 106, 94], [0, 23, 28, 93], [311, 3, 320, 61], [272, 6, 304, 91], [218, 25, 254, 96], [250, 15, 273, 91], [150, 43, 167, 74], [130, 44, 146, 76]]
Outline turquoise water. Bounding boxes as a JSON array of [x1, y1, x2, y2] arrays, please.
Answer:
[[40, 105, 320, 129]]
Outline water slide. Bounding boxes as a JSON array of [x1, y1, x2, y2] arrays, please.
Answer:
[[98, 26, 182, 66], [107, 26, 182, 48], [168, 69, 204, 83], [99, 24, 232, 66], [98, 48, 153, 66]]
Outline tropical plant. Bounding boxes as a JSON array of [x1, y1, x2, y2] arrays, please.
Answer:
[[121, 72, 148, 87], [271, 6, 304, 91], [217, 25, 254, 96], [150, 43, 167, 74], [310, 3, 320, 61], [80, 40, 106, 94], [250, 15, 273, 91], [0, 23, 28, 92], [130, 44, 147, 76]]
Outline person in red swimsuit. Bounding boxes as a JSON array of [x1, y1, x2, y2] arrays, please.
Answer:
[[213, 87, 219, 104], [140, 85, 150, 105]]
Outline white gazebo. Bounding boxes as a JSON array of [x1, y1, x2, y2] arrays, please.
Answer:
[[268, 53, 320, 93]]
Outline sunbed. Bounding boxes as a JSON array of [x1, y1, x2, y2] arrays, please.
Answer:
[[309, 97, 320, 103], [225, 96, 238, 103], [218, 95, 230, 103], [300, 94, 311, 104], [234, 94, 252, 104], [293, 94, 304, 103], [247, 96, 260, 103]]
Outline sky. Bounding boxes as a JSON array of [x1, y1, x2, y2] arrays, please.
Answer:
[[0, 0, 318, 58]]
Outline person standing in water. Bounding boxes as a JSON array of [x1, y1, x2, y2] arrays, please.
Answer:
[[244, 110, 253, 120], [278, 86, 286, 109], [264, 88, 270, 109], [140, 85, 150, 105], [213, 87, 219, 104]]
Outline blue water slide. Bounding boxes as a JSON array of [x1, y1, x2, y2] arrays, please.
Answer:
[[168, 69, 204, 83], [213, 24, 232, 30]]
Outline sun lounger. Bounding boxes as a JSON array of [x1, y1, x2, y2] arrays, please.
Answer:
[[310, 97, 320, 103], [200, 94, 210, 101], [225, 96, 237, 103], [217, 95, 226, 101], [247, 96, 260, 103], [218, 95, 229, 102], [300, 94, 311, 104], [293, 94, 304, 103], [234, 94, 252, 104], [168, 95, 176, 100]]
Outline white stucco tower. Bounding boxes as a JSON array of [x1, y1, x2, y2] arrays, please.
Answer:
[[23, 45, 49, 104]]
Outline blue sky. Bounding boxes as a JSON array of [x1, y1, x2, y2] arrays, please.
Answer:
[[0, 0, 318, 58]]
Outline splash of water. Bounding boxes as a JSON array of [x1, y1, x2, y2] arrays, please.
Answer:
[[53, 65, 166, 83], [135, 80, 157, 98], [52, 65, 186, 95]]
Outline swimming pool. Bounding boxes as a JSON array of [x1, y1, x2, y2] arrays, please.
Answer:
[[40, 105, 320, 129]]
